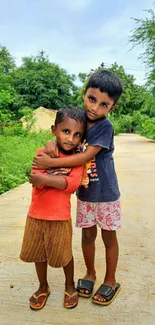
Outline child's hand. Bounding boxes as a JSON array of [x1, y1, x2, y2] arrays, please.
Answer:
[[44, 140, 59, 158], [79, 143, 84, 152], [32, 153, 54, 170], [29, 172, 46, 187]]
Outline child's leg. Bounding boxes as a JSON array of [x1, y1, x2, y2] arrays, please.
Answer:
[[30, 261, 50, 308], [78, 226, 97, 294], [93, 230, 119, 302], [82, 226, 97, 280], [76, 200, 98, 295], [102, 230, 119, 287], [63, 257, 78, 307], [20, 217, 50, 308], [93, 199, 122, 303]]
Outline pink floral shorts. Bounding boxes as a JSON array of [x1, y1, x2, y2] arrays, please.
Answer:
[[76, 198, 122, 230]]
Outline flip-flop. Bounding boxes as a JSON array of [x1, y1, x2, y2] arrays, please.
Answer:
[[29, 288, 51, 310], [77, 279, 95, 298], [63, 291, 78, 309], [92, 283, 121, 306]]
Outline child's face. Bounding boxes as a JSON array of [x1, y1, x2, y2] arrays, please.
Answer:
[[83, 88, 115, 121], [52, 117, 85, 151]]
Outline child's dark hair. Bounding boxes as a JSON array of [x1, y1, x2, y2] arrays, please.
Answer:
[[55, 105, 86, 127], [85, 70, 123, 102]]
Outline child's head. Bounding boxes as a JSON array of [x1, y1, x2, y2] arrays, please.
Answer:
[[52, 106, 86, 152], [84, 70, 123, 121]]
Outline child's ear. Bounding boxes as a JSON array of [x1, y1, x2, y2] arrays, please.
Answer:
[[109, 105, 116, 113], [51, 125, 56, 135]]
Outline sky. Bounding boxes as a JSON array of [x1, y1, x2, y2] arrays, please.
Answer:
[[0, 0, 154, 85]]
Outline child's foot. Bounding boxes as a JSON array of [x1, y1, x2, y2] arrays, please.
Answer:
[[64, 284, 78, 309], [29, 284, 50, 309], [77, 272, 96, 296], [93, 281, 121, 305]]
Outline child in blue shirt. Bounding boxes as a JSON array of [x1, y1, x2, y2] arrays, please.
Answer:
[[33, 70, 123, 306]]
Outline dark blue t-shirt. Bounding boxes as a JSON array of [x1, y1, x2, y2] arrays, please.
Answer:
[[77, 117, 120, 202]]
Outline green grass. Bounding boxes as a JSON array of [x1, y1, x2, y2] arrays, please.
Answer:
[[0, 131, 53, 194]]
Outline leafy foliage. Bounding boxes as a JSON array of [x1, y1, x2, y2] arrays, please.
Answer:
[[0, 45, 15, 74], [12, 51, 76, 110], [129, 6, 155, 93], [0, 131, 52, 195]]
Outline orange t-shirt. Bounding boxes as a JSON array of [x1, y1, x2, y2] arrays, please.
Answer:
[[28, 148, 83, 221]]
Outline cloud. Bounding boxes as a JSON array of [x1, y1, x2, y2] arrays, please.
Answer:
[[0, 0, 153, 85]]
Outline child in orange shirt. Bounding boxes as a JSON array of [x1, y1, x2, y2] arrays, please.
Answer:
[[20, 106, 85, 310]]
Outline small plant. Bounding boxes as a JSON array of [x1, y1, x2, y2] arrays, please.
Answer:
[[0, 130, 52, 194], [19, 107, 36, 132]]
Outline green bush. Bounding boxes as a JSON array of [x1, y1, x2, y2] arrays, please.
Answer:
[[109, 117, 121, 135], [110, 114, 133, 134], [110, 112, 155, 140], [141, 117, 155, 140], [1, 124, 27, 136], [0, 130, 52, 194]]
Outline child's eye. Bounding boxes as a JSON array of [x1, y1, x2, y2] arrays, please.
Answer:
[[101, 103, 108, 108], [88, 96, 96, 103], [74, 133, 81, 137], [63, 129, 69, 134]]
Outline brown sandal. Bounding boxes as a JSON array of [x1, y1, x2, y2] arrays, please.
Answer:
[[29, 288, 51, 310], [63, 291, 78, 309]]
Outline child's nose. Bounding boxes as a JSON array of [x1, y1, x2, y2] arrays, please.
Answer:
[[92, 104, 98, 112], [67, 134, 74, 142]]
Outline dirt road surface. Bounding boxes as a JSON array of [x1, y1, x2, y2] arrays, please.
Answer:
[[0, 134, 155, 325]]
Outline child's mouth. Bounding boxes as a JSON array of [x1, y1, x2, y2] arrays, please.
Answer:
[[64, 143, 74, 147], [88, 111, 97, 117]]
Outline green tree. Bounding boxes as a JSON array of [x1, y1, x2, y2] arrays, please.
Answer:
[[140, 92, 155, 117], [0, 45, 15, 74], [13, 51, 75, 110], [129, 7, 155, 93], [0, 46, 16, 116]]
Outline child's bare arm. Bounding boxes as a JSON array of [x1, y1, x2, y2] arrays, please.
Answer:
[[29, 172, 67, 190], [44, 140, 59, 158], [32, 145, 102, 169]]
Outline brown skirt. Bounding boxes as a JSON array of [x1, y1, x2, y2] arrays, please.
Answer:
[[20, 216, 72, 268]]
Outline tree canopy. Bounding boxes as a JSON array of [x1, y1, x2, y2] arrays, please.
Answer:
[[0, 20, 155, 122], [129, 6, 155, 94]]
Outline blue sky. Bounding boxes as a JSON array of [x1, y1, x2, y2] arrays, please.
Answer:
[[1, 0, 154, 85]]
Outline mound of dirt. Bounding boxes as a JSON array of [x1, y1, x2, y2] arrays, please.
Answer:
[[22, 107, 57, 132]]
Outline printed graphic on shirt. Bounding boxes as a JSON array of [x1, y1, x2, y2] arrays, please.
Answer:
[[81, 141, 99, 188], [46, 167, 71, 176]]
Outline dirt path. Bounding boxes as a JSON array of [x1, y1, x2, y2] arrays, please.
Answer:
[[0, 134, 155, 325]]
